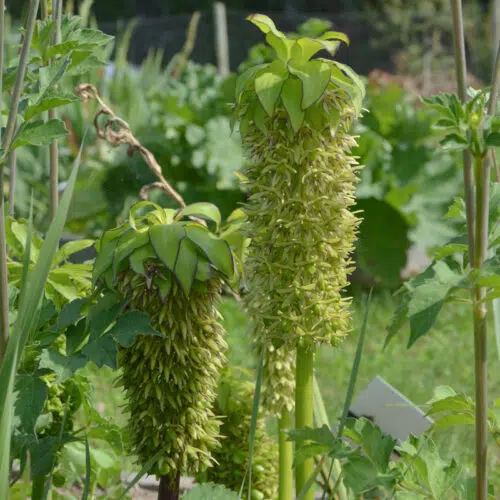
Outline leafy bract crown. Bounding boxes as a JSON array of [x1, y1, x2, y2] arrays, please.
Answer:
[[93, 202, 238, 298], [234, 14, 365, 134]]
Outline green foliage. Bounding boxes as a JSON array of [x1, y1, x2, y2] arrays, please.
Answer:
[[234, 14, 364, 134]]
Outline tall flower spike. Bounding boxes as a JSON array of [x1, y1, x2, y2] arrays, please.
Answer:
[[93, 202, 237, 483], [235, 11, 365, 429]]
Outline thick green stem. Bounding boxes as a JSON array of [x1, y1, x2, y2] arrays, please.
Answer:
[[295, 344, 315, 500], [278, 410, 293, 500], [31, 475, 48, 500]]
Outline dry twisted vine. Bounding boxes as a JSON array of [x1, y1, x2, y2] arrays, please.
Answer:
[[75, 83, 186, 208]]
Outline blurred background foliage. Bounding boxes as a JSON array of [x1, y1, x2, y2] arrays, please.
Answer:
[[3, 1, 494, 288]]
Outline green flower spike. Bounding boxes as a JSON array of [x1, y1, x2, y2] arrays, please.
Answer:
[[234, 14, 365, 499], [93, 202, 237, 480]]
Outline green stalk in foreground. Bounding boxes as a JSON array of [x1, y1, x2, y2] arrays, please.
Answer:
[[278, 410, 293, 500], [234, 14, 365, 499]]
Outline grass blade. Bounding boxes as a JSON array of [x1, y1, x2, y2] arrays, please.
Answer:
[[81, 435, 91, 500], [0, 135, 86, 499], [338, 288, 373, 438], [119, 450, 163, 499], [239, 347, 264, 500]]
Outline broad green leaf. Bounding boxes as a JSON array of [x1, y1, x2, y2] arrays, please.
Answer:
[[185, 225, 234, 278], [14, 375, 48, 435], [174, 238, 199, 295], [247, 14, 284, 38], [67, 53, 108, 76], [82, 334, 118, 369], [56, 298, 88, 330], [88, 293, 125, 342], [409, 299, 445, 347], [281, 77, 305, 132], [343, 453, 398, 495], [426, 393, 475, 417], [112, 228, 149, 278], [38, 56, 71, 98], [288, 59, 331, 110], [291, 38, 339, 62], [129, 245, 157, 275], [253, 100, 267, 133], [93, 226, 130, 282], [234, 64, 268, 102], [9, 119, 68, 152], [66, 320, 89, 355], [254, 60, 288, 116], [432, 413, 476, 429], [344, 418, 396, 472], [196, 256, 213, 282], [109, 311, 162, 347], [53, 239, 95, 267], [31, 435, 77, 476], [319, 31, 349, 45], [266, 32, 293, 61], [149, 224, 187, 271], [32, 19, 57, 57], [334, 62, 366, 100], [45, 40, 80, 59], [24, 92, 80, 121], [70, 28, 114, 48], [39, 349, 88, 383], [128, 201, 162, 229], [175, 203, 222, 231]]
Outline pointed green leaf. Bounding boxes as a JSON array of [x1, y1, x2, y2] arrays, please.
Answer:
[[108, 311, 162, 347], [38, 56, 71, 98], [235, 64, 268, 102], [186, 225, 234, 278], [14, 375, 48, 435], [254, 60, 288, 116], [253, 101, 268, 133], [196, 256, 213, 282], [157, 273, 173, 300], [319, 31, 349, 45], [149, 224, 186, 271], [265, 32, 293, 61], [128, 201, 161, 230], [93, 226, 130, 282], [24, 92, 80, 121], [291, 38, 338, 63], [175, 203, 222, 231], [9, 119, 68, 152], [281, 77, 305, 132], [53, 239, 94, 267], [56, 298, 88, 330], [112, 228, 149, 278], [82, 334, 118, 369], [129, 245, 157, 275], [39, 349, 87, 383], [247, 14, 285, 37], [288, 59, 331, 110], [173, 238, 198, 295]]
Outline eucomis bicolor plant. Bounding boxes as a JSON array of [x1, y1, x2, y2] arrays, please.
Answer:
[[93, 201, 246, 494], [233, 14, 365, 499]]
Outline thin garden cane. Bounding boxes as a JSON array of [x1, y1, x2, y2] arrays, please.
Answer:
[[450, 2, 500, 497], [0, 0, 41, 359], [234, 15, 365, 500]]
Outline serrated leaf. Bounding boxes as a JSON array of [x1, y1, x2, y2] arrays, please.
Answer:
[[9, 119, 68, 152], [185, 225, 234, 278], [67, 53, 107, 76], [88, 293, 125, 343], [432, 413, 475, 429], [344, 418, 396, 472], [149, 224, 186, 271], [56, 298, 88, 330], [14, 375, 48, 435], [174, 238, 198, 295], [426, 393, 475, 417], [70, 28, 114, 48], [38, 56, 71, 98], [39, 349, 87, 383], [108, 311, 162, 347], [30, 435, 77, 475], [254, 60, 288, 116], [175, 203, 222, 231], [288, 59, 331, 110], [82, 334, 118, 369], [182, 482, 238, 499], [440, 133, 468, 152], [281, 77, 305, 132], [24, 92, 79, 121]]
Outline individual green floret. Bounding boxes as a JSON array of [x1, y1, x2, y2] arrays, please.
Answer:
[[93, 202, 237, 491], [234, 14, 365, 499]]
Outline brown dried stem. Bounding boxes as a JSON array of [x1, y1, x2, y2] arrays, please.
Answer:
[[75, 83, 185, 208]]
